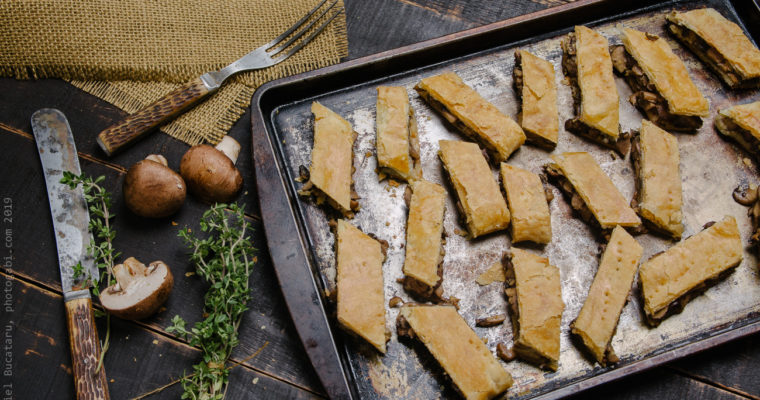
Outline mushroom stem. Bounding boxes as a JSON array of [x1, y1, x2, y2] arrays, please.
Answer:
[[112, 257, 148, 292], [215, 136, 241, 164], [144, 154, 168, 166]]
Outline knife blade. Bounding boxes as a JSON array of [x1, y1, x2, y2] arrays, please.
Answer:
[[32, 108, 110, 400]]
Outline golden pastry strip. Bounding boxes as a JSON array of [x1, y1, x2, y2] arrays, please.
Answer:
[[575, 25, 620, 138], [416, 72, 525, 162], [306, 102, 356, 215], [514, 49, 559, 148], [403, 180, 446, 299], [621, 28, 708, 117], [715, 101, 760, 159], [547, 152, 640, 230], [639, 216, 743, 326], [500, 164, 552, 244], [667, 8, 760, 88], [336, 220, 387, 353], [376, 86, 422, 182], [572, 226, 643, 366], [398, 305, 513, 399], [504, 248, 564, 371], [438, 140, 510, 238], [632, 120, 684, 238]]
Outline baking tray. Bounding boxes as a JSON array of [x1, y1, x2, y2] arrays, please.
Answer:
[[250, 0, 760, 398]]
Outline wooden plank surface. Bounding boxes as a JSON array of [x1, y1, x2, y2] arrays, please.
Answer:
[[0, 0, 758, 399]]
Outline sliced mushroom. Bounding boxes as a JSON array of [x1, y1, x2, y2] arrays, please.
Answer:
[[180, 136, 243, 204], [123, 154, 186, 218], [100, 257, 174, 320]]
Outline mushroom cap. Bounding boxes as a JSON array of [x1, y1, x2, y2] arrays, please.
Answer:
[[124, 159, 186, 218], [100, 259, 174, 320], [180, 145, 243, 203]]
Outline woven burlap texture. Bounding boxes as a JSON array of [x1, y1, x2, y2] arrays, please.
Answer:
[[0, 0, 348, 145]]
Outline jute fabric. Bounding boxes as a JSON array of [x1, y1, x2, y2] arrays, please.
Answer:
[[0, 0, 348, 145]]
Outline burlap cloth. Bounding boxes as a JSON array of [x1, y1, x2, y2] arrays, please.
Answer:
[[0, 0, 348, 145]]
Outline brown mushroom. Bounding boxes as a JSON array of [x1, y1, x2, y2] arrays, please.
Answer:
[[124, 154, 186, 218], [100, 257, 174, 320], [180, 136, 243, 203]]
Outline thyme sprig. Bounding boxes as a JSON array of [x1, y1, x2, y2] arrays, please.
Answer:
[[61, 172, 120, 292], [60, 171, 120, 373], [168, 203, 256, 400]]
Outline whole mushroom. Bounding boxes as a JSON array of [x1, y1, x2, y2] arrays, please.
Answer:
[[100, 257, 174, 320], [180, 136, 243, 203], [124, 154, 186, 218]]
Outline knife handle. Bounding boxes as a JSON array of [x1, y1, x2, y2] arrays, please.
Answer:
[[65, 295, 110, 400], [96, 77, 214, 156]]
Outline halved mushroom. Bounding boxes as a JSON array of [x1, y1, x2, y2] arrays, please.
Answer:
[[100, 257, 174, 320], [180, 136, 243, 204], [124, 154, 186, 218]]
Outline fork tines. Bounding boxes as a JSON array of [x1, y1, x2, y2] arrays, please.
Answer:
[[267, 0, 344, 63]]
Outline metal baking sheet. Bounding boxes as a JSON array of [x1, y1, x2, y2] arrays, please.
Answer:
[[251, 0, 760, 398]]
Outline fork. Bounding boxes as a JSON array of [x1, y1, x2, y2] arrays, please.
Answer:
[[96, 0, 343, 156]]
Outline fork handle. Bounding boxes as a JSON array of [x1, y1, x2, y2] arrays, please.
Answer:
[[96, 77, 215, 156]]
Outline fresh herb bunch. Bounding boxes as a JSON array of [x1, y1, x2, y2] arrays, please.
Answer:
[[61, 171, 120, 293], [60, 171, 120, 372], [168, 202, 255, 400]]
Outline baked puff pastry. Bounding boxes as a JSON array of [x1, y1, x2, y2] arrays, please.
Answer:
[[611, 28, 709, 132], [571, 226, 643, 366], [715, 101, 760, 160], [438, 140, 511, 238], [667, 8, 760, 89], [631, 120, 684, 239], [513, 49, 559, 149], [376, 86, 422, 182], [544, 152, 641, 235], [500, 164, 552, 244], [416, 72, 526, 163], [397, 305, 513, 400], [402, 180, 446, 301], [639, 216, 743, 326], [300, 102, 358, 217], [503, 248, 564, 371], [562, 26, 628, 155], [336, 220, 388, 353]]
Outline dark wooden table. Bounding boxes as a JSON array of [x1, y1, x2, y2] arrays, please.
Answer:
[[2, 1, 758, 399]]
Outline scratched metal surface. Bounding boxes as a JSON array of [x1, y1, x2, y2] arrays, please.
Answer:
[[269, 1, 760, 398]]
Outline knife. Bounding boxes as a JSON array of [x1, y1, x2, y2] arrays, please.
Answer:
[[251, 104, 354, 399], [32, 109, 110, 400]]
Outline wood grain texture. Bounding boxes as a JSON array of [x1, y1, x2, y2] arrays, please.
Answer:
[[65, 296, 110, 400], [5, 275, 321, 399], [97, 77, 212, 156], [0, 78, 261, 216], [0, 130, 321, 393]]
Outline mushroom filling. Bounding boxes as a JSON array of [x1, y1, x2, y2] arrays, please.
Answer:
[[643, 252, 740, 326], [439, 162, 474, 237], [561, 36, 630, 154], [402, 233, 446, 302], [629, 134, 677, 238], [378, 107, 422, 181], [565, 119, 632, 156], [609, 45, 702, 132], [416, 88, 503, 163], [715, 113, 760, 159], [512, 52, 556, 150], [543, 164, 606, 235], [667, 22, 760, 89], [503, 254, 552, 369]]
